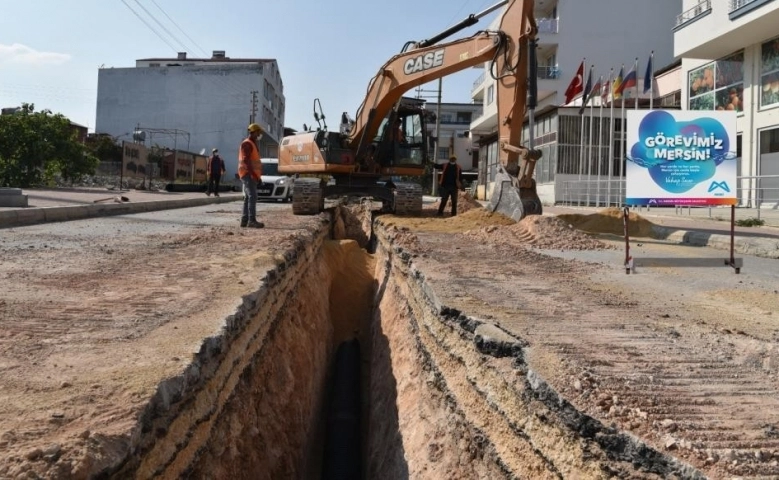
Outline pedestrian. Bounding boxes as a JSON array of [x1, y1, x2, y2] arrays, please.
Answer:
[[238, 124, 264, 228], [206, 148, 225, 196], [433, 155, 464, 217]]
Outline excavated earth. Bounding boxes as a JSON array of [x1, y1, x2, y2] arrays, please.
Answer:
[[0, 197, 778, 479]]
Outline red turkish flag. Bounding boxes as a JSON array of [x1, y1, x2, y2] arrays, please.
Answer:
[[564, 61, 585, 104]]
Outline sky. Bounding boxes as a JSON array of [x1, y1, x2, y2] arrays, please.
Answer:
[[0, 0, 504, 133]]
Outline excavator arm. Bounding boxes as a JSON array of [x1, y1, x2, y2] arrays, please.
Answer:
[[348, 0, 539, 178]]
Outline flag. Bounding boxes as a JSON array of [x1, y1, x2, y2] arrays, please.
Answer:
[[565, 60, 585, 104], [616, 65, 637, 97], [578, 67, 593, 115], [601, 78, 611, 103], [643, 53, 653, 94], [612, 66, 624, 100]]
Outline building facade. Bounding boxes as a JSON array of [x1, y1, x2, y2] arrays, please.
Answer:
[[96, 51, 285, 180], [470, 0, 678, 202], [423, 102, 482, 170], [675, 0, 779, 204]]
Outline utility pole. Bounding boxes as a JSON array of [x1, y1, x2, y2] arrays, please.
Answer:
[[432, 78, 443, 196], [250, 90, 259, 124]]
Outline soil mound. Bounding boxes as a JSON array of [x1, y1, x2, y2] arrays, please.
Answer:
[[557, 208, 658, 238], [428, 190, 482, 214], [465, 214, 613, 251]]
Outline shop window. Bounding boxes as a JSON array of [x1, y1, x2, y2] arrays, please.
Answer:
[[689, 50, 743, 113], [760, 37, 779, 108]]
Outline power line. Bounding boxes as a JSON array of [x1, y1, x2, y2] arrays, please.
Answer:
[[132, 0, 192, 54], [120, 0, 178, 54], [148, 0, 209, 57]]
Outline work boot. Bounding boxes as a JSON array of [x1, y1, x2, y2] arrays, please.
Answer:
[[240, 217, 248, 228], [246, 218, 264, 229], [214, 192, 220, 197]]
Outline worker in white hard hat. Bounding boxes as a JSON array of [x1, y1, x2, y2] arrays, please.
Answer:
[[238, 124, 264, 228], [206, 148, 225, 197]]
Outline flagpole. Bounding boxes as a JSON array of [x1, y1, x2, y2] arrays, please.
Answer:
[[587, 71, 595, 207], [620, 93, 626, 205], [577, 58, 586, 206], [634, 57, 639, 110], [596, 75, 604, 207], [649, 51, 655, 110], [608, 68, 615, 207]]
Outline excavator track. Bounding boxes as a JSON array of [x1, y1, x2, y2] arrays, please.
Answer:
[[292, 178, 325, 215], [393, 183, 423, 216]]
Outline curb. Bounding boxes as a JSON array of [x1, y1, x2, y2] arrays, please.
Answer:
[[0, 196, 241, 229], [653, 225, 779, 259]]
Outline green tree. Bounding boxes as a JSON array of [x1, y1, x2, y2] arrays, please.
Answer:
[[0, 103, 99, 187], [85, 134, 123, 164]]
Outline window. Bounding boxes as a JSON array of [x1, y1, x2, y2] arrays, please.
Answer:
[[437, 147, 450, 160], [688, 50, 744, 113], [760, 37, 779, 108], [487, 85, 495, 105]]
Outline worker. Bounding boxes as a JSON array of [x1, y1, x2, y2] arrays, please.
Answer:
[[238, 124, 264, 228], [392, 118, 406, 143], [206, 148, 225, 197], [433, 155, 464, 217]]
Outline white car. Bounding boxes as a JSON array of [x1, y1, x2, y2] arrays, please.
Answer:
[[258, 158, 294, 202]]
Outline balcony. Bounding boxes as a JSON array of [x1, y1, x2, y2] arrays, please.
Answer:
[[538, 66, 560, 80], [471, 71, 486, 93], [536, 17, 558, 34], [674, 0, 711, 29], [729, 0, 775, 18]]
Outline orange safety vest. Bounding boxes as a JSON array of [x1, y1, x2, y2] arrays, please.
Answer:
[[439, 162, 462, 186], [238, 138, 261, 179]]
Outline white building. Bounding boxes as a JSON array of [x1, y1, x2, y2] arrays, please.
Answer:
[[675, 0, 779, 204], [96, 51, 285, 180], [470, 0, 678, 203], [423, 102, 482, 170]]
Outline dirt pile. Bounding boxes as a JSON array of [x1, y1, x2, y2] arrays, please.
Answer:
[[558, 207, 658, 238], [464, 214, 614, 251], [381, 208, 514, 235], [427, 190, 482, 215]]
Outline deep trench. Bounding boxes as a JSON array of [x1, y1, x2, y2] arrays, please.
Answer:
[[115, 204, 707, 480]]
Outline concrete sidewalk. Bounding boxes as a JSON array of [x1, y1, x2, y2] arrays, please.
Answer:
[[0, 187, 243, 228], [543, 205, 779, 259]]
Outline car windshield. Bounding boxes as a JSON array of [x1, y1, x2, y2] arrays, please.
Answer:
[[261, 162, 279, 176]]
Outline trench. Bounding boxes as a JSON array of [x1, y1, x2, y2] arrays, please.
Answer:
[[107, 204, 706, 479]]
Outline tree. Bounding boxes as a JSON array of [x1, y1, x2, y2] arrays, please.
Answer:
[[85, 134, 123, 164], [0, 103, 99, 187]]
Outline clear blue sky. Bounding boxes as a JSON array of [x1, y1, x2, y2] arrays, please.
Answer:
[[0, 0, 503, 133]]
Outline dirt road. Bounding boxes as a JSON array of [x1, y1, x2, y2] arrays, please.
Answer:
[[1, 197, 778, 478]]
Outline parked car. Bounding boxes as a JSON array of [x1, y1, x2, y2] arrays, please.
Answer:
[[258, 158, 293, 202]]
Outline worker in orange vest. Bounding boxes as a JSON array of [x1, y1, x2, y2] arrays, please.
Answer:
[[238, 123, 264, 228], [433, 155, 464, 216]]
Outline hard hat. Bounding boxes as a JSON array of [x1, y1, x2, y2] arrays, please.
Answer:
[[449, 155, 457, 161], [212, 148, 218, 153], [248, 123, 263, 133]]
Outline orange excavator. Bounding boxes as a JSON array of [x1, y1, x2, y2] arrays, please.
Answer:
[[279, 0, 542, 219]]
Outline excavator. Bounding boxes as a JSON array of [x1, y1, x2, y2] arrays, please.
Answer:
[[279, 0, 542, 219]]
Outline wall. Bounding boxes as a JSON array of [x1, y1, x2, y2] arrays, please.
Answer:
[[96, 64, 282, 181]]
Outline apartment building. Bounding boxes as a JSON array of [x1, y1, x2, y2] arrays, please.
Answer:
[[423, 102, 482, 169], [470, 0, 677, 202], [95, 51, 285, 180], [675, 0, 779, 203]]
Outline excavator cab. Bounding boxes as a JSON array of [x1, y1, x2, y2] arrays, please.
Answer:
[[371, 102, 431, 175]]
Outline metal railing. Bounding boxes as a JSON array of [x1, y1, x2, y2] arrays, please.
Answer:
[[472, 71, 486, 92], [675, 0, 711, 27], [536, 17, 559, 34], [729, 0, 764, 11], [538, 66, 560, 79]]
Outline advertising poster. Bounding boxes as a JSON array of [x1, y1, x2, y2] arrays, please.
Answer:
[[625, 110, 737, 206], [122, 141, 149, 179]]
